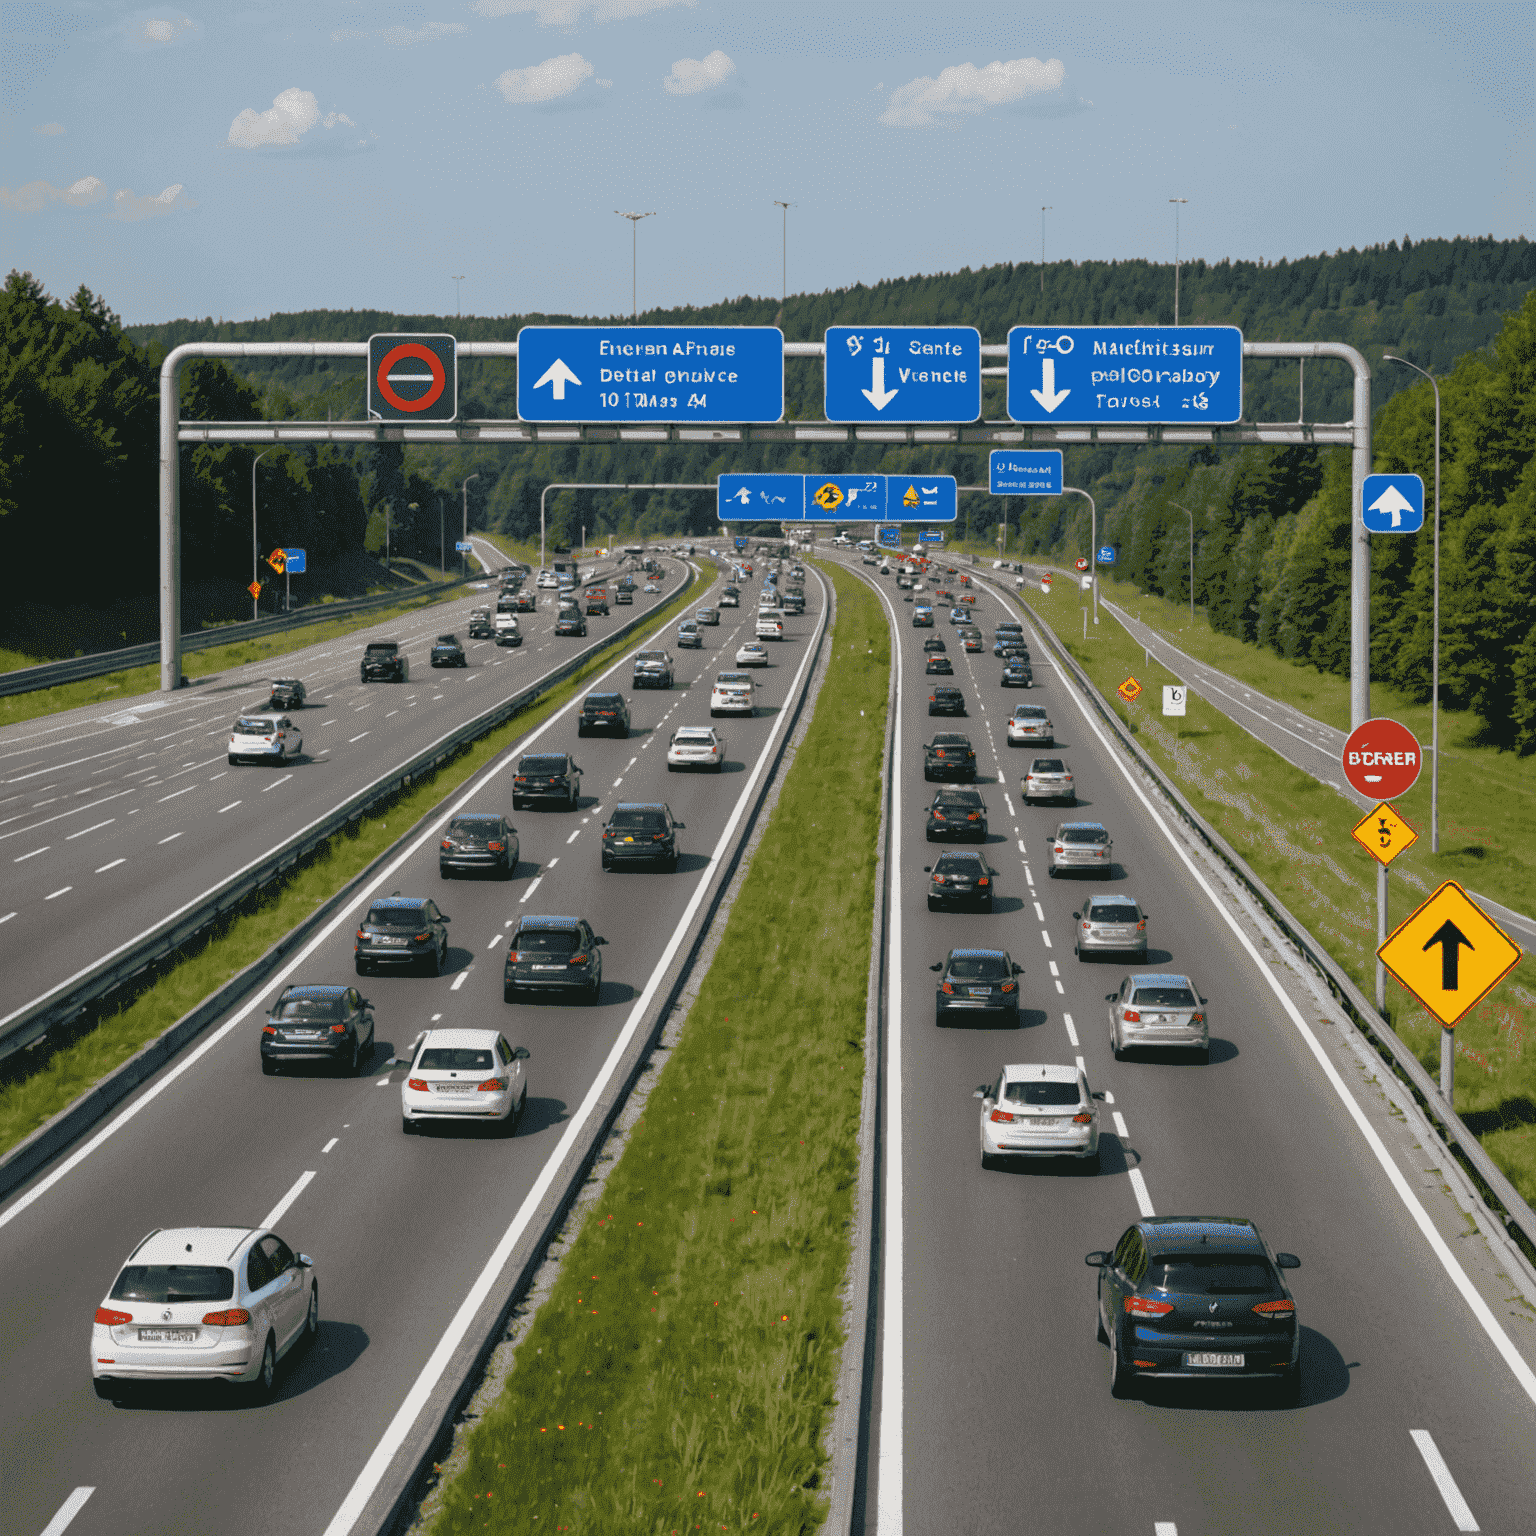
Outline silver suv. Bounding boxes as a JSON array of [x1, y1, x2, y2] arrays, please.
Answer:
[[1072, 892, 1146, 961], [1106, 972, 1209, 1062]]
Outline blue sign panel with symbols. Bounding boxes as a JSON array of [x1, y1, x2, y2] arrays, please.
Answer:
[[282, 548, 306, 573], [989, 449, 1063, 495], [517, 326, 783, 423], [824, 326, 982, 423], [918, 530, 945, 543], [1097, 546, 1116, 565], [878, 526, 901, 548], [734, 537, 749, 551], [718, 473, 802, 520], [1361, 473, 1425, 533], [807, 474, 888, 518], [454, 541, 473, 552], [884, 475, 957, 522], [717, 475, 958, 522], [1006, 325, 1243, 424]]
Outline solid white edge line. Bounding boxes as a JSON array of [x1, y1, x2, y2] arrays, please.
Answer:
[[38, 1487, 95, 1536], [1408, 1430, 1480, 1531], [316, 564, 821, 1536], [1032, 587, 1536, 1408], [259, 1169, 315, 1232]]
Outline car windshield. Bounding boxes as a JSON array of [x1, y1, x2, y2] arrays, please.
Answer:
[[274, 995, 345, 1021], [1089, 903, 1139, 922], [948, 955, 1009, 981], [235, 718, 275, 734], [449, 817, 499, 837], [1032, 759, 1066, 773], [367, 905, 428, 929], [522, 756, 568, 773], [516, 929, 579, 953], [419, 1047, 494, 1071], [585, 695, 620, 708], [637, 652, 666, 662], [1061, 828, 1109, 844], [1132, 986, 1197, 1008], [272, 679, 299, 689], [1002, 1081, 1081, 1106], [111, 1264, 234, 1303], [610, 810, 665, 830], [436, 636, 457, 644], [1149, 1257, 1274, 1294]]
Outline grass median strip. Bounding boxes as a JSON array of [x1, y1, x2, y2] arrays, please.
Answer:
[[0, 578, 703, 1160], [421, 561, 887, 1536]]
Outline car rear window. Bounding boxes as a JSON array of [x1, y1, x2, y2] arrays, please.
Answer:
[[1089, 902, 1139, 922], [521, 755, 568, 773], [367, 904, 428, 928], [1015, 707, 1048, 719], [1002, 1081, 1081, 1106], [636, 652, 667, 662], [610, 810, 665, 830], [235, 717, 275, 734], [449, 817, 499, 836], [1032, 759, 1066, 773], [935, 856, 982, 874], [111, 1265, 234, 1303], [585, 694, 621, 708], [1061, 828, 1109, 844], [516, 928, 579, 953], [935, 793, 981, 809], [675, 729, 714, 742], [274, 995, 345, 1021], [1149, 1257, 1273, 1294], [948, 956, 1008, 980], [419, 1047, 494, 1071], [1132, 986, 1197, 1008]]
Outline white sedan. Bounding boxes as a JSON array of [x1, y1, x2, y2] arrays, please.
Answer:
[[397, 1027, 529, 1135], [666, 725, 726, 772], [228, 713, 303, 765], [736, 642, 770, 666]]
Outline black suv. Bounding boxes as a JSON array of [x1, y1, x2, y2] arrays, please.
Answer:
[[925, 655, 954, 676], [923, 733, 976, 782], [360, 641, 407, 683], [1002, 658, 1034, 687], [925, 850, 998, 911], [512, 752, 582, 810], [614, 582, 634, 605], [578, 692, 632, 738], [1087, 1217, 1302, 1403], [267, 678, 306, 709], [430, 634, 467, 668], [931, 947, 1022, 1026], [601, 803, 684, 871], [632, 650, 675, 689], [261, 985, 374, 1075], [928, 686, 967, 718], [354, 897, 450, 976], [555, 611, 587, 637], [926, 787, 988, 842], [504, 915, 605, 1004], [439, 813, 519, 879]]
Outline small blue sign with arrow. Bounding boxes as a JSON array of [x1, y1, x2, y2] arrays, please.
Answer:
[[1097, 546, 1116, 565], [1361, 473, 1425, 533]]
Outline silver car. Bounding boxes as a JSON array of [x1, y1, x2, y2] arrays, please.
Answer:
[[1007, 705, 1054, 747], [975, 1063, 1101, 1169], [1073, 892, 1147, 960], [1048, 821, 1112, 877], [1022, 756, 1075, 805], [228, 712, 303, 766], [1107, 972, 1209, 1062]]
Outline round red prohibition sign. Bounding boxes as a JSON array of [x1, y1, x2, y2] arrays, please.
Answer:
[[376, 342, 447, 413], [1341, 716, 1423, 799]]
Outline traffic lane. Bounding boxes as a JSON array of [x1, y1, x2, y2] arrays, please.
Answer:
[[0, 572, 823, 1536]]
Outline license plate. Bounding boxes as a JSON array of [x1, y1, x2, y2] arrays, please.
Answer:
[[138, 1327, 198, 1343], [1028, 1118, 1061, 1129], [1185, 1352, 1244, 1368], [967, 987, 992, 998], [436, 1085, 473, 1095], [376, 936, 407, 946], [533, 964, 565, 971]]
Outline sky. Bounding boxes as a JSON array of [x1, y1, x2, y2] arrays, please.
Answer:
[[2, 1, 1531, 326]]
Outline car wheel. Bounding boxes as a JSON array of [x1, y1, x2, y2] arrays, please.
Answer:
[[303, 1283, 319, 1346], [982, 897, 993, 913], [620, 727, 629, 739], [713, 761, 723, 773], [602, 855, 612, 872], [1111, 1027, 1126, 1062], [440, 865, 453, 880], [1108, 1329, 1136, 1400], [1096, 1301, 1110, 1346], [512, 797, 523, 811], [345, 1040, 360, 1076], [576, 724, 587, 737], [93, 1378, 121, 1401], [502, 984, 516, 1004], [1047, 866, 1058, 878], [568, 788, 577, 809], [980, 1149, 1000, 1172], [935, 1010, 947, 1028], [1195, 1046, 1210, 1066], [261, 1057, 278, 1076], [587, 976, 601, 1005], [1080, 1150, 1101, 1175], [250, 1334, 278, 1402], [428, 942, 443, 978]]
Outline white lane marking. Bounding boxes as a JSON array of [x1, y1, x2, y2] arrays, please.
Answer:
[[158, 785, 195, 802], [1054, 979, 1065, 994], [38, 1486, 95, 1536], [1047, 960, 1059, 976], [518, 875, 543, 904], [65, 818, 116, 840], [1127, 1168, 1156, 1217], [1154, 1524, 1178, 1536], [95, 859, 126, 873], [1017, 838, 1027, 853], [1113, 1111, 1130, 1139], [209, 771, 227, 781], [546, 857, 558, 867], [259, 1170, 316, 1231], [1024, 867, 1034, 887], [1063, 1013, 1079, 1047], [158, 832, 182, 845], [322, 1138, 338, 1155], [349, 732, 370, 743], [485, 934, 502, 950], [1040, 930, 1051, 948], [14, 846, 49, 862], [565, 828, 581, 844], [612, 776, 624, 787], [1032, 901, 1045, 920], [377, 1077, 392, 1087], [262, 774, 293, 792], [1102, 1089, 1114, 1104], [45, 887, 72, 900], [217, 800, 242, 814], [450, 970, 470, 992], [0, 787, 136, 842], [386, 710, 399, 718], [1409, 1431, 1480, 1531]]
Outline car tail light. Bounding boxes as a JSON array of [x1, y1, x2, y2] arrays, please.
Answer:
[[1136, 919, 1147, 931], [929, 696, 937, 703], [978, 877, 990, 887], [968, 812, 980, 821], [1123, 1009, 1141, 1022], [1000, 980, 1015, 993], [515, 776, 527, 784], [262, 1025, 276, 1035], [1081, 921, 1091, 930], [487, 841, 506, 852], [933, 874, 946, 884], [1252, 1299, 1295, 1317], [202, 1307, 251, 1326], [408, 1077, 428, 1091], [95, 1306, 132, 1327], [1057, 846, 1067, 855], [941, 981, 954, 994], [569, 953, 591, 965], [440, 839, 453, 851], [1125, 1296, 1174, 1317], [988, 1108, 1016, 1124], [478, 1078, 509, 1093], [330, 1024, 347, 1034], [936, 749, 946, 758], [1191, 1012, 1205, 1024], [653, 833, 666, 841], [413, 931, 431, 943], [356, 928, 367, 941], [1133, 1359, 1159, 1369], [1072, 1111, 1093, 1124]]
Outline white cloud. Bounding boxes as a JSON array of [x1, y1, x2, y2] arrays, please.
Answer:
[[112, 183, 193, 220], [142, 16, 196, 44], [879, 57, 1066, 128], [2, 174, 193, 217], [67, 176, 106, 201], [663, 49, 734, 96], [474, 0, 693, 26], [34, 122, 66, 135], [494, 52, 594, 103], [227, 88, 355, 148]]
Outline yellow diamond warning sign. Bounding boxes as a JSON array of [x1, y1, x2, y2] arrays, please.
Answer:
[[812, 482, 844, 511], [1377, 880, 1522, 1028], [247, 581, 263, 600], [1117, 676, 1143, 703], [1351, 801, 1419, 867], [901, 483, 920, 508], [266, 547, 287, 574]]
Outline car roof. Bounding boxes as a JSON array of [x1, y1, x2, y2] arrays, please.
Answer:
[[931, 732, 971, 743], [235, 713, 282, 724], [521, 751, 570, 763], [517, 914, 582, 929], [1059, 821, 1108, 832], [1140, 1217, 1266, 1259], [949, 947, 1008, 959], [1088, 892, 1140, 906], [613, 802, 667, 812], [277, 984, 349, 1000], [271, 678, 301, 686], [1129, 971, 1195, 987], [717, 671, 750, 681], [936, 849, 987, 864], [1001, 1062, 1081, 1083], [368, 896, 428, 910], [585, 691, 622, 701], [674, 726, 715, 736], [418, 1027, 501, 1048], [128, 1226, 256, 1265], [1014, 704, 1048, 714]]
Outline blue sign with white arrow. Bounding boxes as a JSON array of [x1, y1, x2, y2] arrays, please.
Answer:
[[989, 449, 1063, 495], [718, 474, 802, 520], [282, 548, 306, 574], [1006, 325, 1243, 425], [717, 474, 958, 522], [824, 326, 981, 423], [517, 326, 784, 422], [1097, 546, 1117, 565], [1361, 473, 1425, 533]]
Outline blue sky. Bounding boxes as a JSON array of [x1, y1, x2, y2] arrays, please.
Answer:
[[3, 1, 1531, 325]]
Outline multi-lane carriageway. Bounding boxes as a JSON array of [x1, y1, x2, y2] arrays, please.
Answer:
[[1, 555, 832, 1536]]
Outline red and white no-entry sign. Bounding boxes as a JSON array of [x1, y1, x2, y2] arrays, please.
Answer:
[[1074, 557, 1089, 571], [367, 333, 457, 422], [1342, 717, 1423, 799]]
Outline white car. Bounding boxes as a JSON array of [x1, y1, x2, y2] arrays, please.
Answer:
[[397, 1027, 529, 1135], [644, 581, 660, 593], [537, 571, 557, 589], [736, 642, 770, 667], [91, 1225, 317, 1401], [666, 725, 725, 771], [755, 612, 784, 640], [228, 713, 302, 765], [975, 1063, 1100, 1170], [1022, 756, 1075, 805], [710, 671, 758, 717], [1007, 705, 1054, 746]]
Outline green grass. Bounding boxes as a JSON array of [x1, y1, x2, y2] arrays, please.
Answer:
[[0, 577, 703, 1159], [1013, 577, 1536, 1208], [424, 561, 888, 1536]]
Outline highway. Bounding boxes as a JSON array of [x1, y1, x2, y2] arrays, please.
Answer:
[[837, 553, 1536, 1536], [0, 540, 668, 1035], [0, 555, 829, 1536]]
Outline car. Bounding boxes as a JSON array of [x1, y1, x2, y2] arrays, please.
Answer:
[[260, 985, 375, 1075], [397, 1027, 529, 1135], [921, 637, 947, 654], [930, 947, 1023, 1027], [430, 634, 467, 668], [1007, 705, 1053, 745], [512, 752, 582, 810], [925, 655, 954, 676], [960, 629, 983, 653], [644, 581, 660, 593], [601, 802, 684, 871], [1105, 971, 1207, 1059], [755, 612, 784, 640], [578, 691, 631, 738], [614, 584, 634, 605], [585, 589, 609, 615], [924, 850, 998, 911], [360, 641, 408, 682], [515, 590, 537, 612], [975, 1064, 1101, 1170], [632, 650, 675, 689], [998, 639, 1031, 661], [1086, 1218, 1301, 1401], [912, 605, 934, 627], [928, 685, 967, 717], [537, 571, 558, 589], [924, 733, 976, 782], [897, 573, 914, 591], [267, 678, 306, 709], [494, 615, 523, 647], [1001, 658, 1034, 687], [926, 787, 988, 842], [992, 623, 1026, 655], [438, 812, 519, 879], [736, 642, 770, 666], [228, 712, 304, 766], [677, 620, 703, 648], [1049, 821, 1112, 877], [91, 1226, 318, 1402], [468, 609, 495, 639], [503, 915, 605, 1003], [710, 671, 758, 717], [1022, 756, 1074, 804], [719, 587, 740, 608], [1076, 893, 1149, 962], [666, 725, 725, 772], [354, 896, 451, 976], [696, 607, 720, 626], [780, 589, 805, 614], [948, 607, 969, 626], [555, 612, 587, 637]]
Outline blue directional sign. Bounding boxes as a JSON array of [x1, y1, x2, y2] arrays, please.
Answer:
[[718, 473, 802, 521], [807, 474, 888, 518], [918, 530, 945, 544], [1361, 473, 1425, 533], [1096, 546, 1116, 565], [455, 540, 474, 552], [717, 474, 958, 522], [878, 526, 901, 548], [282, 548, 306, 574], [884, 474, 957, 522], [1007, 325, 1243, 425], [517, 326, 783, 423], [989, 449, 1063, 496], [824, 326, 981, 423]]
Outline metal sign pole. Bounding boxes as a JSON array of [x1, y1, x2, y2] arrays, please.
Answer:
[[1377, 864, 1388, 1012]]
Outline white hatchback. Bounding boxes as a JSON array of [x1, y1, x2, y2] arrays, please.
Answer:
[[736, 642, 770, 666], [398, 1027, 529, 1134], [666, 725, 725, 771], [710, 671, 758, 717], [975, 1064, 1101, 1169], [228, 713, 302, 765]]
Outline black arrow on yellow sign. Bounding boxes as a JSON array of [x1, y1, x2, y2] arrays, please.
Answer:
[[1423, 920, 1473, 990]]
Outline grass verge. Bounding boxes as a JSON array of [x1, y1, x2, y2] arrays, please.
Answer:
[[1013, 577, 1536, 1207], [423, 561, 887, 1536], [0, 578, 703, 1160]]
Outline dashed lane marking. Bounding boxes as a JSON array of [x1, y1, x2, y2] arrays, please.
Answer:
[[45, 886, 72, 900], [519, 876, 543, 903], [95, 859, 126, 873], [1409, 1431, 1480, 1531], [1127, 1168, 1156, 1217], [1063, 1013, 1079, 1046], [259, 1170, 316, 1231]]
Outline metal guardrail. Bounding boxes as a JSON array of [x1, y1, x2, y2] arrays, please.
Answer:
[[0, 564, 695, 1065]]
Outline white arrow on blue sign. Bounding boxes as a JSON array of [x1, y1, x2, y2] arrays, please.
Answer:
[[281, 548, 306, 573], [824, 326, 981, 423], [989, 449, 1063, 495], [1361, 473, 1425, 533], [1097, 546, 1116, 565], [716, 474, 958, 522]]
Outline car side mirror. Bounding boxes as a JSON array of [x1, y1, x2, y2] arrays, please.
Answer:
[[1105, 994, 1116, 1002], [512, 1046, 531, 1061], [1275, 1253, 1301, 1270], [388, 1056, 411, 1068], [1073, 909, 1082, 918], [1092, 1091, 1106, 1101], [673, 821, 685, 829], [1084, 1251, 1108, 1268], [595, 936, 609, 945], [440, 915, 451, 923], [1200, 997, 1208, 1005], [928, 962, 943, 972], [296, 1253, 315, 1268], [1012, 963, 1023, 975], [973, 1084, 990, 1098], [923, 866, 932, 873]]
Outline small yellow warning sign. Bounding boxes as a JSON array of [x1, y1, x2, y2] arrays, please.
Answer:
[[812, 483, 844, 511], [1351, 801, 1419, 867], [1117, 676, 1143, 703], [902, 484, 920, 508]]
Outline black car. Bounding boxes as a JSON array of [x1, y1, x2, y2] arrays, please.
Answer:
[[430, 634, 467, 668], [601, 802, 684, 871], [585, 589, 610, 616], [614, 584, 634, 604], [925, 655, 954, 676], [504, 915, 605, 1004], [928, 685, 967, 717], [578, 692, 632, 737], [781, 590, 805, 614], [360, 641, 407, 683], [921, 637, 947, 654], [926, 788, 988, 842], [999, 640, 1031, 661], [555, 612, 587, 637], [1002, 658, 1034, 688], [632, 650, 675, 689], [512, 752, 582, 810], [993, 628, 1027, 656], [439, 813, 519, 879], [924, 733, 977, 782], [930, 947, 1022, 1026], [515, 590, 537, 613], [261, 984, 374, 1075], [267, 678, 306, 709], [925, 850, 998, 911], [354, 897, 450, 976], [1087, 1217, 1302, 1403]]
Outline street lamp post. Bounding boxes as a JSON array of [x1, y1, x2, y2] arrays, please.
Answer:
[[1040, 206, 1052, 296], [439, 495, 446, 574], [251, 448, 272, 620], [615, 210, 656, 321], [773, 201, 793, 314], [1169, 198, 1188, 324], [383, 501, 390, 571], [461, 472, 479, 578], [1169, 501, 1198, 625], [450, 274, 465, 318], [1062, 487, 1098, 627]]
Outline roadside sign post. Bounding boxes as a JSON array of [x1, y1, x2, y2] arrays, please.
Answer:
[[1117, 677, 1142, 704], [1361, 473, 1425, 534], [1350, 802, 1418, 867], [280, 548, 304, 612], [1163, 685, 1186, 715]]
